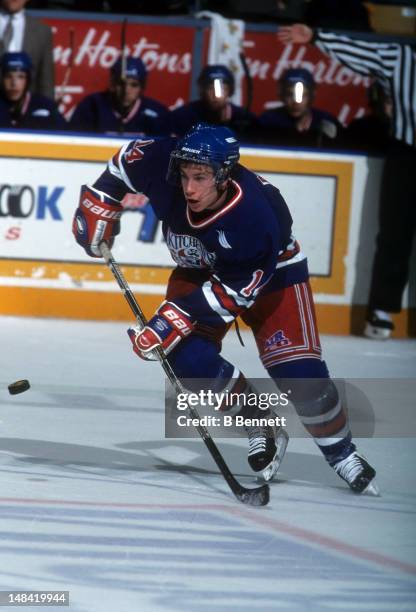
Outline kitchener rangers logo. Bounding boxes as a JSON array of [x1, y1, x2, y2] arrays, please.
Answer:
[[125, 139, 154, 163], [166, 229, 216, 268]]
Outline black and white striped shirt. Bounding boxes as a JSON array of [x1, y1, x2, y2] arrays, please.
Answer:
[[314, 30, 416, 147]]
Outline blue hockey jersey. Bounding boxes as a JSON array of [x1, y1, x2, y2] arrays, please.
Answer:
[[94, 138, 308, 327], [0, 92, 67, 130], [258, 106, 343, 147], [169, 100, 258, 139], [69, 91, 170, 136]]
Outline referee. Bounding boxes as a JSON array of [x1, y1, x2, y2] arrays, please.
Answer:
[[277, 24, 415, 147], [277, 24, 415, 339]]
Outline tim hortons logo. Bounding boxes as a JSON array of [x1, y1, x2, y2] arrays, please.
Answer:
[[246, 42, 369, 88], [54, 29, 191, 73]]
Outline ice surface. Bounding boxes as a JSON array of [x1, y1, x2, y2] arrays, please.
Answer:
[[0, 316, 415, 611]]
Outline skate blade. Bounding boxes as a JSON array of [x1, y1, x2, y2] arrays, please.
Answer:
[[259, 430, 289, 482], [362, 480, 380, 496], [364, 324, 391, 340]]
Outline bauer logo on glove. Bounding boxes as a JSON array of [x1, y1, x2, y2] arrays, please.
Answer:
[[72, 185, 122, 258], [128, 301, 195, 360], [82, 196, 122, 219]]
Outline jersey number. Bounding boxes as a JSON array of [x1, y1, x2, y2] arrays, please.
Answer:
[[241, 270, 264, 297]]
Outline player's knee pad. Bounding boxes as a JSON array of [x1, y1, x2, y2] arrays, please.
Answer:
[[168, 334, 234, 382], [167, 334, 258, 416], [268, 358, 339, 418]]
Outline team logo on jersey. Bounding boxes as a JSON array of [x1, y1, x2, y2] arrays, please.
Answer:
[[124, 139, 154, 163], [217, 230, 232, 249], [264, 330, 291, 351], [166, 229, 216, 268]]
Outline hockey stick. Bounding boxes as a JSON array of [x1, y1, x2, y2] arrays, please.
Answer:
[[116, 18, 128, 134], [239, 51, 253, 113], [56, 27, 75, 105], [99, 241, 269, 507], [120, 17, 128, 82]]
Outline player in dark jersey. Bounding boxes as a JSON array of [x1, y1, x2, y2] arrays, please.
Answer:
[[72, 123, 378, 494], [0, 52, 66, 130], [258, 68, 343, 147], [69, 57, 170, 136], [169, 64, 257, 139]]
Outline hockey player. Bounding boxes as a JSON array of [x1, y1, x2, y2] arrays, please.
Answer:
[[0, 51, 66, 130], [69, 57, 170, 136], [258, 68, 343, 147], [72, 123, 378, 494], [169, 64, 257, 139]]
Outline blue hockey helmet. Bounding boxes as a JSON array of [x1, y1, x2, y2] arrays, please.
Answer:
[[280, 68, 315, 94], [1, 52, 33, 76], [197, 64, 235, 96], [111, 56, 147, 86], [167, 123, 240, 185], [279, 68, 315, 104]]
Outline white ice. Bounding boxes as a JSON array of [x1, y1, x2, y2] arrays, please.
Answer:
[[0, 316, 415, 611]]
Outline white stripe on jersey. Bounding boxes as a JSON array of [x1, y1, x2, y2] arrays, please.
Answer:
[[202, 281, 235, 323], [211, 274, 256, 308], [108, 143, 137, 193], [275, 250, 306, 269]]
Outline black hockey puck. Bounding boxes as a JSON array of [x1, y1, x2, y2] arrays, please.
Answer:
[[8, 380, 30, 395]]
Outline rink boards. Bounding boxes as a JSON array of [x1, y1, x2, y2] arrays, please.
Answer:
[[0, 131, 412, 336]]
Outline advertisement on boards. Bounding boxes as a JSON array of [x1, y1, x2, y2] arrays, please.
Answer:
[[46, 16, 369, 124], [47, 18, 198, 119], [0, 147, 340, 282]]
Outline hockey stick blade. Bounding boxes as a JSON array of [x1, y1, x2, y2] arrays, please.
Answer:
[[236, 482, 269, 506], [99, 241, 270, 507], [202, 430, 270, 506]]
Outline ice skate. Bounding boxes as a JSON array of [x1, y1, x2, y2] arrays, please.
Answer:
[[364, 310, 394, 340], [331, 450, 379, 495], [245, 411, 289, 482]]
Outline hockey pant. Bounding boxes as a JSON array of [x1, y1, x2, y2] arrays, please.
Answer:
[[165, 268, 354, 462]]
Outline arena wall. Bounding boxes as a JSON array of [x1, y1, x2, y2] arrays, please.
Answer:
[[0, 132, 414, 336]]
